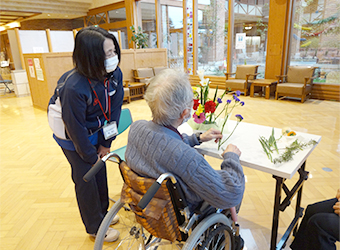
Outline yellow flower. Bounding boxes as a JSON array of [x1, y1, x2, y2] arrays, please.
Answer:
[[195, 104, 204, 115]]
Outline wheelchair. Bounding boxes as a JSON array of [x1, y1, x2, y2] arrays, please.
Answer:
[[84, 152, 240, 250]]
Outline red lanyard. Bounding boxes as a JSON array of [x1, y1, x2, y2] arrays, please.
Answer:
[[88, 78, 111, 122]]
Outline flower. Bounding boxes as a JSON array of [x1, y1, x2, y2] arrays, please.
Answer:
[[191, 70, 245, 146], [193, 99, 200, 110], [204, 100, 216, 113], [193, 112, 206, 124], [235, 114, 243, 121]]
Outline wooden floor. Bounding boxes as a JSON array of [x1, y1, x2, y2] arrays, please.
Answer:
[[1, 91, 339, 250]]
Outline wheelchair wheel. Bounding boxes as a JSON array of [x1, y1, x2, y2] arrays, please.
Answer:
[[182, 213, 234, 250], [93, 198, 153, 250]]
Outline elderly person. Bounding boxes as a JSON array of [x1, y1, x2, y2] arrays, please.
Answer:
[[125, 68, 245, 214]]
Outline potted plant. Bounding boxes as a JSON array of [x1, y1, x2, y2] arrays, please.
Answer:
[[130, 25, 149, 49]]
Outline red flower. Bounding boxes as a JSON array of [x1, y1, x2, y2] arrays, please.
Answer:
[[204, 100, 216, 113], [193, 99, 200, 110]]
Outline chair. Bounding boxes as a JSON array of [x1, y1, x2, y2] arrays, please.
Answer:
[[122, 81, 131, 103], [0, 74, 14, 94], [153, 66, 167, 75], [83, 153, 237, 250], [110, 108, 132, 161], [132, 68, 154, 83], [275, 66, 318, 103], [225, 65, 259, 96]]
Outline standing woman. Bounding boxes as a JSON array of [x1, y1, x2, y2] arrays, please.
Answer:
[[48, 26, 124, 242]]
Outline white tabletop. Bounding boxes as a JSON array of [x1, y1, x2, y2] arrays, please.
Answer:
[[178, 121, 321, 179]]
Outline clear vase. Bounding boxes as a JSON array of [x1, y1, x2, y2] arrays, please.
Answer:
[[196, 122, 219, 132]]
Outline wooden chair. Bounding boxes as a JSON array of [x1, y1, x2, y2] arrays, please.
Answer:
[[225, 65, 259, 96], [132, 68, 154, 84], [275, 66, 318, 103], [123, 81, 131, 103]]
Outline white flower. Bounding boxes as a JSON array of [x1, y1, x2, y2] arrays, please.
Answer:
[[200, 78, 209, 87], [197, 69, 205, 81]]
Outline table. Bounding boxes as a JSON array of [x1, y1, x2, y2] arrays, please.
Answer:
[[178, 121, 321, 250], [250, 79, 277, 99], [127, 82, 146, 100]]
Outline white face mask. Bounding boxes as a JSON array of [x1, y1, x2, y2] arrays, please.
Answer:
[[104, 55, 119, 73], [182, 108, 193, 125]]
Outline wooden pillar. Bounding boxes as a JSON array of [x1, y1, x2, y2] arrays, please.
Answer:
[[155, 0, 161, 48], [227, 0, 234, 73], [125, 0, 137, 49], [265, 0, 293, 78], [46, 29, 53, 52]]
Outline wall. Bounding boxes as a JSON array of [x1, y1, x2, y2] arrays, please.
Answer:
[[20, 19, 75, 31]]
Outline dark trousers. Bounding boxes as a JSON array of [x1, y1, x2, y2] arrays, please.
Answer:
[[290, 198, 339, 250], [62, 148, 109, 234]]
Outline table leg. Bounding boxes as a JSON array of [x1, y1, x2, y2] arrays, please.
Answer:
[[265, 86, 270, 99], [271, 176, 284, 250], [293, 162, 306, 236], [250, 84, 255, 97]]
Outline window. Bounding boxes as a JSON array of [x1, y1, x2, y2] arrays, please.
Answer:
[[289, 0, 340, 84], [161, 4, 184, 70], [197, 0, 228, 76], [108, 8, 126, 23], [232, 0, 269, 78], [139, 1, 157, 48]]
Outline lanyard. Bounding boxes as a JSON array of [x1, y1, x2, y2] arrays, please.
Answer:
[[88, 78, 111, 122]]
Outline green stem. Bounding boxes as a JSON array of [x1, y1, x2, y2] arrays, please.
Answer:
[[218, 119, 240, 150]]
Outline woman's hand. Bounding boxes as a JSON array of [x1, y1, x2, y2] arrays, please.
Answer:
[[222, 144, 241, 157], [97, 145, 110, 158], [200, 128, 223, 143]]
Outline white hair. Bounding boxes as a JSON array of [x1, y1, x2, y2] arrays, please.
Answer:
[[144, 68, 193, 126]]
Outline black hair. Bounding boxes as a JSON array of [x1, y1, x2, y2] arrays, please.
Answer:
[[73, 26, 121, 80]]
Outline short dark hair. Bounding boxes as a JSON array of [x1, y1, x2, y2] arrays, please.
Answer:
[[73, 26, 121, 80]]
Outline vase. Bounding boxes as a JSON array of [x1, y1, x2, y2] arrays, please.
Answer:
[[196, 122, 219, 132]]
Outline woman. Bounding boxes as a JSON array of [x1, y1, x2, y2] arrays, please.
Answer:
[[48, 26, 124, 242]]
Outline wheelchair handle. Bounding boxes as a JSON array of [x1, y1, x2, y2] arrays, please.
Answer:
[[83, 152, 121, 182], [83, 160, 105, 182], [137, 172, 177, 209], [137, 181, 161, 209]]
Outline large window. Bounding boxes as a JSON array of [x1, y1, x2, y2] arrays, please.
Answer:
[[289, 0, 340, 84], [232, 0, 269, 78], [161, 3, 184, 70], [197, 0, 228, 76], [138, 1, 157, 48]]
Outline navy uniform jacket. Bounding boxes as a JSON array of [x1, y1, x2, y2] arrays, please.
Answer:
[[49, 68, 124, 165]]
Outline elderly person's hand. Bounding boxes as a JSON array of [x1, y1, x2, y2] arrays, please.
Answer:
[[222, 144, 241, 157], [200, 128, 223, 143], [333, 201, 340, 215], [336, 188, 340, 200]]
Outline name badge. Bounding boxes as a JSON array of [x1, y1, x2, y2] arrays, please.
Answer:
[[103, 121, 118, 140]]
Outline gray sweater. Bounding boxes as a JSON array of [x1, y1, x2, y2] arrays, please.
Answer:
[[125, 120, 245, 211]]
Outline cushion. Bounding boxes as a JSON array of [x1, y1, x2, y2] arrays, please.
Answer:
[[235, 65, 258, 79], [153, 66, 167, 75], [276, 83, 312, 95], [137, 68, 154, 78], [226, 79, 248, 90], [287, 66, 314, 83]]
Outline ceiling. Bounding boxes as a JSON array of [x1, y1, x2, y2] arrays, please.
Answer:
[[0, 0, 92, 27]]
